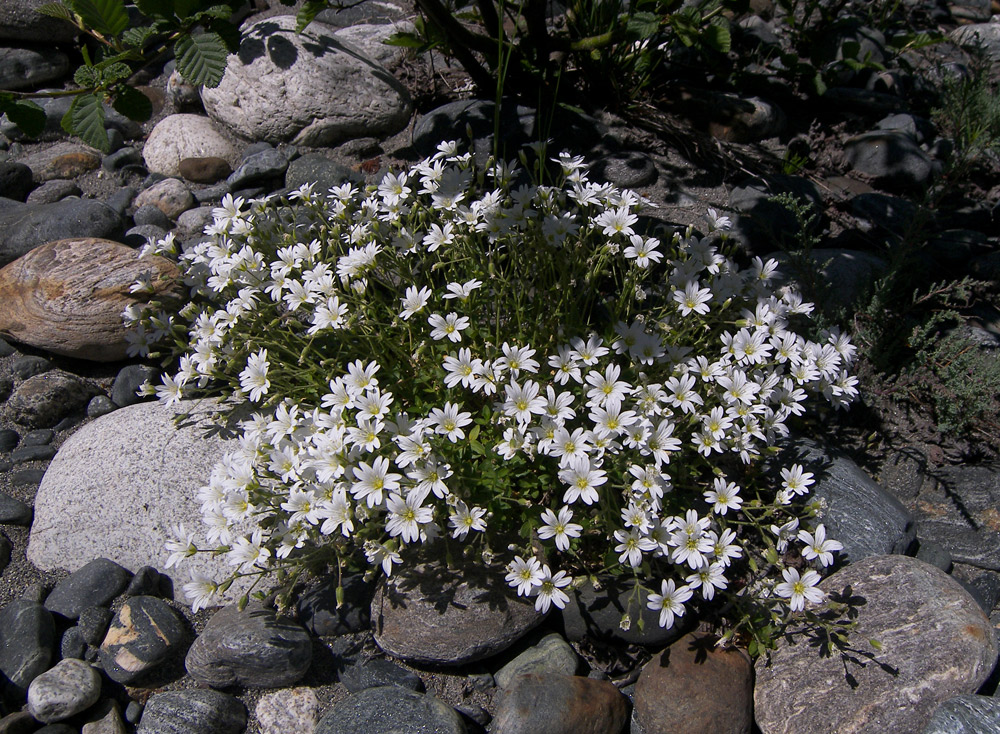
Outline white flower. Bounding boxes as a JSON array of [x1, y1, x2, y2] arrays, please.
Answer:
[[798, 524, 843, 567], [673, 281, 712, 316], [400, 285, 432, 320], [623, 234, 663, 268], [614, 528, 657, 567], [771, 518, 800, 552], [558, 456, 607, 505], [442, 279, 483, 300], [428, 312, 470, 342], [502, 380, 547, 425], [705, 207, 732, 232], [386, 492, 433, 543], [428, 401, 473, 442], [165, 523, 198, 569], [228, 529, 271, 570], [449, 500, 487, 539], [704, 477, 742, 515], [774, 567, 825, 611], [585, 363, 630, 408], [351, 456, 401, 508], [365, 541, 402, 576], [497, 343, 540, 376], [238, 349, 270, 403], [685, 560, 728, 600], [780, 464, 815, 496], [534, 565, 571, 613], [506, 555, 544, 596], [646, 578, 693, 629], [183, 572, 220, 612], [594, 206, 638, 237], [537, 506, 582, 551]]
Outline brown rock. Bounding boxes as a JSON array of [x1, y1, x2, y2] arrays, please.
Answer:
[[372, 561, 546, 665], [0, 238, 181, 361], [178, 157, 232, 184], [133, 178, 195, 220], [491, 673, 628, 734], [21, 142, 101, 183], [634, 632, 752, 734], [754, 555, 998, 734]]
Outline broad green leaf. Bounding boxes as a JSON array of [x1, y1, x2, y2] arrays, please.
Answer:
[[206, 17, 241, 53], [112, 85, 153, 122], [64, 93, 109, 151], [99, 61, 132, 83], [195, 4, 234, 19], [624, 11, 660, 41], [703, 23, 731, 53], [174, 32, 229, 87], [296, 0, 329, 33], [36, 2, 77, 22], [134, 0, 176, 17], [384, 31, 428, 49], [74, 65, 101, 88], [173, 0, 204, 19], [122, 25, 156, 49], [65, 0, 128, 36], [0, 99, 46, 138]]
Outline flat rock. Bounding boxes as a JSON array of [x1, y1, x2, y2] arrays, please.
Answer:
[[754, 555, 998, 734], [494, 633, 579, 689], [26, 399, 254, 607], [80, 699, 128, 734], [99, 596, 186, 684], [0, 238, 180, 361], [21, 143, 101, 183], [0, 599, 56, 703], [27, 658, 101, 724], [285, 153, 359, 193], [142, 114, 238, 178], [133, 178, 195, 220], [0, 491, 32, 525], [561, 575, 687, 647], [177, 157, 231, 184], [845, 130, 936, 191], [26, 180, 81, 205], [201, 15, 411, 146], [331, 21, 414, 71], [185, 603, 312, 688], [314, 686, 466, 734], [297, 573, 374, 636], [950, 23, 1000, 61], [0, 199, 124, 267], [338, 657, 424, 693], [634, 632, 753, 734], [135, 690, 246, 734], [0, 0, 77, 42], [491, 673, 628, 734], [0, 533, 10, 574], [5, 370, 100, 428], [44, 558, 131, 620], [372, 560, 546, 665], [921, 694, 1000, 733], [226, 148, 289, 190], [255, 688, 319, 734], [765, 249, 888, 311]]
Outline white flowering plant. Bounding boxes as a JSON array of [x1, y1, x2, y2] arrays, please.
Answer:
[[127, 140, 858, 651]]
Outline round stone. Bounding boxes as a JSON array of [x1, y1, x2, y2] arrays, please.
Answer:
[[99, 596, 186, 684], [135, 690, 246, 734], [142, 114, 238, 177], [27, 658, 101, 723], [255, 688, 320, 734], [315, 686, 465, 734]]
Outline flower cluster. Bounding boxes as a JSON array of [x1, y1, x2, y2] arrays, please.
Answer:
[[132, 141, 854, 633]]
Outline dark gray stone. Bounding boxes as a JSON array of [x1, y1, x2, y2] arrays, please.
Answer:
[[7, 369, 98, 427], [920, 522, 1000, 572], [958, 571, 1000, 616], [44, 558, 131, 620], [297, 574, 374, 636], [185, 603, 312, 688], [100, 596, 186, 684], [0, 1, 77, 43], [339, 658, 424, 693], [845, 130, 937, 190], [132, 205, 173, 230], [412, 100, 530, 156], [0, 47, 69, 91], [21, 429, 53, 447], [0, 710, 42, 734], [0, 338, 14, 356], [26, 180, 82, 205], [0, 491, 32, 525], [77, 607, 113, 647], [876, 113, 933, 144], [915, 538, 953, 573], [0, 162, 33, 202], [494, 633, 579, 689], [111, 365, 157, 408], [314, 0, 411, 27], [33, 725, 77, 734], [922, 694, 1000, 733], [315, 686, 466, 734], [59, 627, 86, 660], [0, 533, 10, 575], [285, 153, 360, 193], [0, 430, 19, 452], [192, 183, 230, 204], [850, 192, 919, 235], [0, 200, 124, 266], [226, 149, 289, 190], [561, 575, 687, 647], [728, 176, 824, 255], [780, 440, 915, 562], [136, 690, 246, 734], [591, 151, 657, 188], [0, 599, 56, 703], [755, 556, 998, 734], [10, 468, 44, 488], [103, 147, 143, 173], [86, 395, 116, 418], [105, 187, 137, 216], [122, 225, 169, 249], [124, 567, 162, 598], [0, 376, 11, 401], [10, 444, 55, 463], [12, 356, 52, 380]]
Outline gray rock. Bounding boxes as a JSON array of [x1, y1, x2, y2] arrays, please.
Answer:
[[111, 365, 157, 407], [922, 694, 1000, 733], [105, 187, 137, 215], [412, 99, 534, 157], [950, 23, 1000, 61], [0, 200, 124, 266], [201, 15, 412, 146], [165, 70, 202, 112], [591, 151, 657, 188], [0, 94, 137, 142], [297, 573, 374, 636], [5, 371, 100, 429], [81, 699, 128, 734], [185, 603, 312, 688], [495, 633, 578, 689], [492, 673, 628, 734], [10, 444, 55, 462], [373, 560, 546, 665], [876, 113, 933, 144], [21, 143, 101, 183], [339, 658, 424, 693], [86, 395, 116, 418], [255, 688, 319, 734], [918, 522, 1000, 572], [313, 0, 412, 27], [133, 178, 194, 220], [845, 131, 937, 190], [124, 567, 163, 598], [850, 192, 919, 235], [0, 162, 33, 202], [0, 533, 11, 575], [561, 575, 687, 647], [0, 1, 77, 42], [314, 686, 466, 734], [21, 429, 53, 446], [25, 180, 81, 204], [26, 399, 255, 607], [0, 492, 31, 525], [123, 225, 168, 249], [915, 538, 953, 573], [754, 555, 998, 734], [132, 205, 173, 229], [285, 153, 360, 193], [0, 710, 38, 734], [142, 115, 238, 178], [0, 430, 19, 452], [12, 356, 52, 379], [174, 206, 215, 237], [27, 658, 101, 723], [765, 249, 888, 312], [60, 626, 87, 660], [136, 690, 246, 734], [226, 148, 289, 190], [99, 596, 186, 684], [77, 607, 114, 647], [331, 21, 415, 71], [0, 600, 56, 703], [44, 558, 131, 620]]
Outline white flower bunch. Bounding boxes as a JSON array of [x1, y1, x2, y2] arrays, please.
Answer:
[[134, 141, 855, 628]]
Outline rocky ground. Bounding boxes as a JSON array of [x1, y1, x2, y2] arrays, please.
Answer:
[[0, 0, 999, 732]]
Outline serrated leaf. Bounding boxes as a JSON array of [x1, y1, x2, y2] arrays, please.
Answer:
[[134, 0, 175, 17], [174, 32, 229, 87], [703, 23, 731, 53], [625, 11, 660, 41], [1, 99, 46, 138], [100, 61, 132, 83], [112, 85, 153, 122], [36, 2, 77, 22], [65, 93, 109, 151], [122, 25, 156, 49], [173, 0, 203, 18], [65, 0, 128, 36], [194, 4, 234, 19], [384, 31, 428, 49], [74, 65, 101, 88], [205, 17, 241, 53], [296, 0, 329, 32]]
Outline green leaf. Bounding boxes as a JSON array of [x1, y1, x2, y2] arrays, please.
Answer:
[[174, 32, 229, 87], [0, 98, 46, 138], [173, 0, 203, 18], [206, 17, 241, 53], [624, 11, 660, 41], [63, 93, 109, 151], [703, 23, 731, 54], [112, 85, 153, 122], [36, 2, 77, 22], [99, 61, 132, 83], [296, 0, 329, 33], [74, 65, 101, 88], [134, 0, 175, 17], [194, 4, 234, 19], [384, 31, 428, 49], [65, 0, 129, 36], [122, 25, 156, 49]]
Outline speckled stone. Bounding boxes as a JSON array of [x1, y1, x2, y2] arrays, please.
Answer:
[[27, 658, 101, 723], [494, 633, 579, 689], [135, 690, 246, 734], [314, 686, 466, 734], [255, 688, 319, 734]]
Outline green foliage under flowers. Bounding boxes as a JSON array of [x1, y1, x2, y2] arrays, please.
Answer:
[[931, 51, 1000, 177], [128, 141, 861, 652]]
